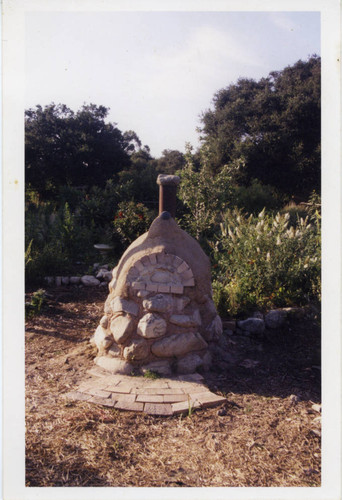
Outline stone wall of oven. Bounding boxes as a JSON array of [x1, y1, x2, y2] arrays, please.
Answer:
[[91, 212, 222, 376]]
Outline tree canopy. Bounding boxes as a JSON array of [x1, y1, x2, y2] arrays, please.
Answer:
[[199, 56, 321, 197], [25, 103, 132, 198], [155, 149, 185, 175], [25, 56, 321, 202]]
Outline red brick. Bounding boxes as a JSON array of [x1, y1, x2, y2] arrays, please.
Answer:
[[156, 253, 166, 264], [163, 394, 188, 403], [170, 285, 184, 294], [146, 283, 158, 292], [85, 388, 112, 398], [193, 391, 227, 408], [134, 387, 185, 395], [172, 256, 183, 268], [176, 261, 189, 274], [134, 261, 145, 272], [171, 399, 201, 415], [114, 400, 144, 412], [136, 394, 164, 403], [144, 403, 173, 416], [111, 393, 136, 403], [183, 278, 195, 287], [180, 269, 194, 280], [110, 385, 132, 394], [88, 396, 116, 407], [132, 282, 146, 290]]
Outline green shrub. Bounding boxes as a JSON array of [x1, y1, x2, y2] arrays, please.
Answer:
[[25, 289, 47, 319], [234, 179, 284, 214], [211, 208, 321, 316], [78, 181, 120, 230], [176, 144, 239, 250], [143, 370, 160, 380], [57, 185, 85, 211], [25, 179, 159, 287], [113, 201, 155, 248], [25, 240, 71, 286], [25, 200, 99, 285]]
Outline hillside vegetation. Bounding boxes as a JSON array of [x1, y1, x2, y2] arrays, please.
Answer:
[[25, 56, 321, 316]]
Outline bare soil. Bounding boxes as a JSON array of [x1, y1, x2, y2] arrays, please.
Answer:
[[25, 286, 321, 487]]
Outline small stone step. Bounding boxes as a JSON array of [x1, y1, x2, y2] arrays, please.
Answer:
[[65, 372, 227, 416]]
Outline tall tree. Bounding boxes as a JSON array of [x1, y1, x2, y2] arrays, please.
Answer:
[[25, 103, 131, 198], [199, 56, 321, 197], [156, 149, 185, 175]]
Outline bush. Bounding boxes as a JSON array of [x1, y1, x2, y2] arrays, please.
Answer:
[[25, 179, 158, 287], [211, 208, 321, 316], [113, 201, 156, 249], [25, 240, 72, 286], [234, 179, 284, 214], [176, 144, 239, 249], [25, 289, 47, 319], [25, 200, 99, 285]]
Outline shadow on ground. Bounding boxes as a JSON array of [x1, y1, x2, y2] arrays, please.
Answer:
[[205, 313, 321, 403]]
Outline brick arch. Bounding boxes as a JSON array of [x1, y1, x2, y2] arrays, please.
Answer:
[[126, 252, 195, 295]]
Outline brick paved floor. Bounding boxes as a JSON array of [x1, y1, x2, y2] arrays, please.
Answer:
[[64, 366, 226, 416]]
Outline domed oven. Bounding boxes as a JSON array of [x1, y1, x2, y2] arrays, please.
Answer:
[[91, 174, 223, 376]]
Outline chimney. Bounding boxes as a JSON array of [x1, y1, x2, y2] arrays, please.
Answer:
[[156, 174, 180, 218]]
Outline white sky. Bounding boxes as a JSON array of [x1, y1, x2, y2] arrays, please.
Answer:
[[25, 11, 321, 157]]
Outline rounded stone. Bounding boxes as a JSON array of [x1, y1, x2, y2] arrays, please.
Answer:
[[151, 331, 208, 358], [161, 211, 171, 220], [143, 294, 173, 313], [100, 315, 109, 329], [110, 315, 135, 344], [44, 276, 54, 286], [237, 318, 265, 335], [123, 339, 150, 361], [265, 309, 287, 329], [201, 350, 212, 371], [141, 360, 172, 377], [177, 353, 203, 374], [95, 357, 133, 374], [108, 344, 121, 357], [204, 315, 223, 341], [81, 275, 101, 287], [169, 312, 201, 328], [137, 313, 167, 339], [93, 325, 113, 353]]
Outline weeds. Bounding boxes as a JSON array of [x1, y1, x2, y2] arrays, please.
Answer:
[[25, 289, 47, 319], [187, 396, 196, 417], [143, 370, 160, 380]]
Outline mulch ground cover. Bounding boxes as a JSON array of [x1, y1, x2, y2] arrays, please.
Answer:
[[25, 286, 321, 487]]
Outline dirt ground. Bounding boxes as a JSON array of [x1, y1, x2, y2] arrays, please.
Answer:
[[25, 286, 321, 487]]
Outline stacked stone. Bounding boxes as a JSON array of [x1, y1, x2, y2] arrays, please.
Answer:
[[91, 211, 223, 377]]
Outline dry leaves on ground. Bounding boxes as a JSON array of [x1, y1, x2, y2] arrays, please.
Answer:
[[25, 287, 321, 487]]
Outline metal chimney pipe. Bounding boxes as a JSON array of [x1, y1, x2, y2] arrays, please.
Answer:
[[156, 174, 180, 218]]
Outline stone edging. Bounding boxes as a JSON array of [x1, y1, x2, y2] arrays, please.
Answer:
[[44, 263, 113, 288]]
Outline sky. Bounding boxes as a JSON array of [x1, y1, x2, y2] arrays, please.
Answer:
[[25, 11, 321, 158]]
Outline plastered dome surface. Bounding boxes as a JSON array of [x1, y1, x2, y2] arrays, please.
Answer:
[[91, 212, 223, 377]]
